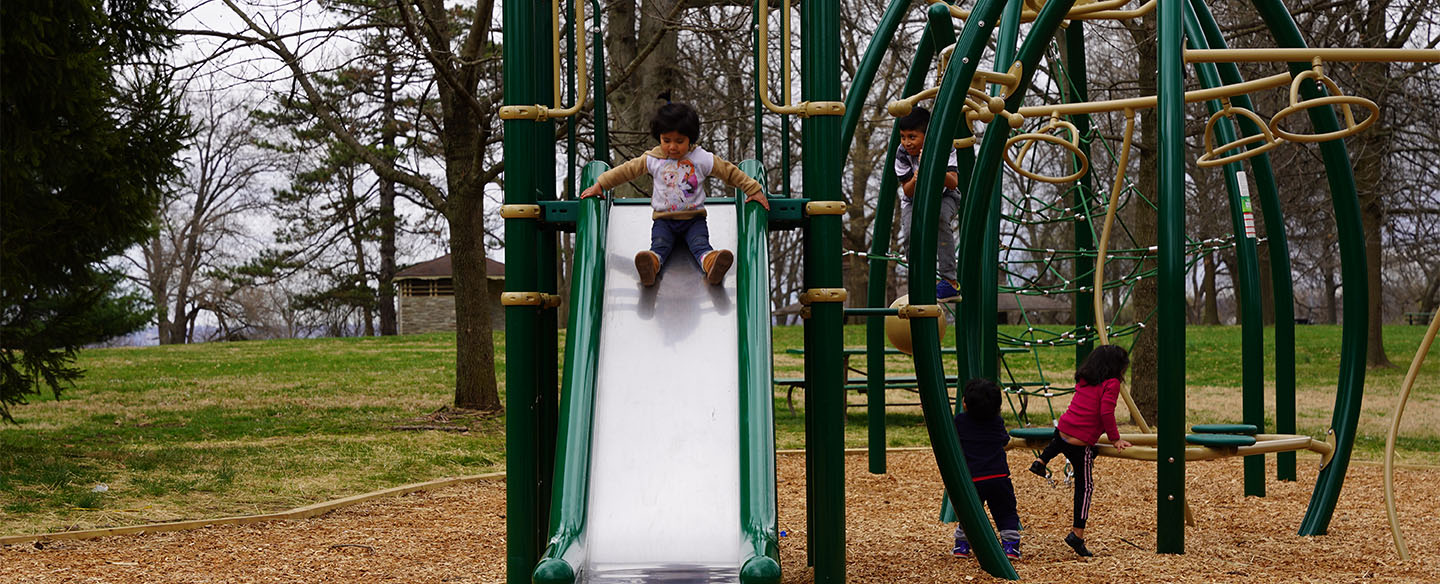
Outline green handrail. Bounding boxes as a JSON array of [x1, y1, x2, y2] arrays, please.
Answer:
[[1181, 6, 1268, 498], [1250, 0, 1368, 537], [503, 0, 549, 579], [845, 0, 949, 475], [532, 163, 610, 584], [736, 160, 782, 584]]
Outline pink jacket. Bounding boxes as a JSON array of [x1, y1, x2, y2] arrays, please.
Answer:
[[1057, 378, 1123, 446]]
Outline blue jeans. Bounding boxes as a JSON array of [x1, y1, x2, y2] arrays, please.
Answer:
[[651, 217, 713, 266]]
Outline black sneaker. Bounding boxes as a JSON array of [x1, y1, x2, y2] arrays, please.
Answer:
[[1065, 532, 1093, 557], [1029, 460, 1050, 479]]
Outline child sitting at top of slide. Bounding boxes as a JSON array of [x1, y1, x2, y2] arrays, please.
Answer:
[[950, 378, 1022, 560], [581, 102, 769, 286]]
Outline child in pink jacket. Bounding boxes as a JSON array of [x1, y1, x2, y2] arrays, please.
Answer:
[[1028, 344, 1134, 557]]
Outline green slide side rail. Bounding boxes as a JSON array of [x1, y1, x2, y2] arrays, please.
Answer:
[[736, 159, 782, 583], [533, 162, 610, 584]]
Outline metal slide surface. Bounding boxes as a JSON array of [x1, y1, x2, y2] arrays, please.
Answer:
[[580, 203, 742, 582]]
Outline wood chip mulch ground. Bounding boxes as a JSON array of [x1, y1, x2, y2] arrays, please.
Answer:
[[2, 450, 1436, 583]]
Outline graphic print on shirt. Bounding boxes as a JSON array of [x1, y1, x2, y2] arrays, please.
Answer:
[[654, 158, 704, 212]]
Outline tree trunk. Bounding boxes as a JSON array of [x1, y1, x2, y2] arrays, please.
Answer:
[[378, 42, 399, 336], [1257, 241, 1275, 325], [426, 0, 500, 411], [1352, 54, 1393, 368], [1202, 251, 1220, 325], [1124, 14, 1159, 423], [1323, 261, 1339, 324]]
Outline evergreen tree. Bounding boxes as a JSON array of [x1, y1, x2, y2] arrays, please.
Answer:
[[0, 0, 187, 421]]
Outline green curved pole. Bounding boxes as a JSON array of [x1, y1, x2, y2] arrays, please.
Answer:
[[1156, 0, 1188, 553], [839, 0, 917, 155], [1188, 0, 1297, 481], [1250, 0, 1368, 537], [844, 0, 948, 475], [1181, 5, 1267, 498], [531, 164, 610, 584], [912, 0, 1095, 576], [736, 161, 782, 584], [800, 2, 846, 581]]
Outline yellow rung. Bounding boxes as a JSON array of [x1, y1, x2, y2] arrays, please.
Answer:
[[500, 204, 542, 219], [800, 288, 848, 305]]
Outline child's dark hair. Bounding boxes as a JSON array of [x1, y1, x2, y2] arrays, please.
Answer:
[[962, 378, 1002, 419], [650, 102, 701, 143], [897, 106, 931, 133], [1074, 344, 1130, 386]]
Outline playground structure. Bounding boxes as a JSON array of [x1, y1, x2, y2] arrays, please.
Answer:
[[501, 0, 1440, 581]]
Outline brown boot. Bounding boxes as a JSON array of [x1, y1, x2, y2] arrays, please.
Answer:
[[635, 250, 660, 287], [702, 250, 734, 285]]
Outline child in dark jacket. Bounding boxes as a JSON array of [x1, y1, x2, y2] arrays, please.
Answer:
[[950, 378, 1021, 560]]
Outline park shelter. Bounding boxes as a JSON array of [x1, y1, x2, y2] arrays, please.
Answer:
[[395, 254, 506, 334]]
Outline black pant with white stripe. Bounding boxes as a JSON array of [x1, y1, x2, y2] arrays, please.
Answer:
[[1038, 430, 1098, 529]]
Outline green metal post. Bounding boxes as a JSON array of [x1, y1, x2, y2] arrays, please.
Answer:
[[1156, 0, 1188, 554], [977, 0, 1026, 382], [502, 0, 545, 579], [1250, 0, 1368, 536], [1189, 0, 1297, 481], [566, 0, 576, 198], [801, 1, 846, 581], [1181, 7, 1266, 498], [591, 0, 608, 164], [840, 0, 939, 475], [752, 1, 764, 161], [536, 4, 562, 536], [1059, 22, 1096, 367]]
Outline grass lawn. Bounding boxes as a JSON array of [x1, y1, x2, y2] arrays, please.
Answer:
[[1, 324, 1436, 536]]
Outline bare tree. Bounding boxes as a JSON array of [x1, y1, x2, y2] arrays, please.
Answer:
[[131, 92, 276, 344], [181, 0, 507, 410]]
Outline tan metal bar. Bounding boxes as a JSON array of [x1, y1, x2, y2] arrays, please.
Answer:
[[1186, 48, 1440, 63], [1016, 71, 1292, 117], [805, 201, 848, 215], [800, 288, 848, 304], [499, 0, 587, 121], [1385, 309, 1439, 561], [757, 0, 846, 117], [926, 0, 1155, 22], [501, 292, 562, 307], [500, 204, 543, 219], [898, 304, 943, 319]]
